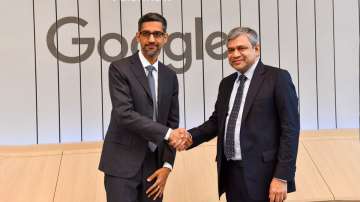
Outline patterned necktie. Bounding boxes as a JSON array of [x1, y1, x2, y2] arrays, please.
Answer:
[[224, 74, 247, 159], [146, 65, 158, 152]]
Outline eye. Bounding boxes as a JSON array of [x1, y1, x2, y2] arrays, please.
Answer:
[[238, 47, 248, 51], [140, 31, 151, 37], [153, 31, 164, 38]]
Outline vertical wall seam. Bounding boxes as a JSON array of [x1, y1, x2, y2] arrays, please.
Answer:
[[358, 0, 360, 140], [200, 0, 206, 122], [258, 0, 262, 57], [55, 0, 62, 143], [76, 0, 83, 141], [98, 0, 105, 139], [332, 0, 338, 128], [295, 0, 301, 127], [161, 0, 165, 63], [32, 0, 39, 144], [180, 0, 187, 128], [220, 0, 224, 79], [277, 0, 281, 68], [239, 0, 242, 26], [314, 0, 319, 129]]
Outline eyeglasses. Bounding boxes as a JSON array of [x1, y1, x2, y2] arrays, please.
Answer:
[[139, 31, 166, 39]]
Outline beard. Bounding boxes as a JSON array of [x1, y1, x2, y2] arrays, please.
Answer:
[[142, 43, 161, 58]]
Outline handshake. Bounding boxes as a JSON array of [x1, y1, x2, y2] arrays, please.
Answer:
[[168, 128, 193, 151]]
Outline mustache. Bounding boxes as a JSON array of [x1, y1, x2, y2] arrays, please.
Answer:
[[145, 43, 158, 47], [231, 59, 242, 62], [230, 56, 243, 61]]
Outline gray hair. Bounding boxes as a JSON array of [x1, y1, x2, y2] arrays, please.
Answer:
[[226, 27, 259, 47]]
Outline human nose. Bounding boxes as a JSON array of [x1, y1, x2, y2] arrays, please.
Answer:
[[232, 49, 241, 58], [148, 34, 155, 42]]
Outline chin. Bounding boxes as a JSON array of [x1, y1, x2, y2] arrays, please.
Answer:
[[144, 50, 159, 57], [147, 52, 159, 57], [232, 65, 244, 71]]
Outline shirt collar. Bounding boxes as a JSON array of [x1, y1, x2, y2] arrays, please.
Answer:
[[237, 57, 259, 82], [138, 50, 159, 72]]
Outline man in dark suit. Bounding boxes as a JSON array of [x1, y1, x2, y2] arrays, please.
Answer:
[[99, 13, 189, 202], [180, 27, 300, 202]]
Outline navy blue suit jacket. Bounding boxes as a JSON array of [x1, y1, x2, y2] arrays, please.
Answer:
[[189, 61, 300, 200]]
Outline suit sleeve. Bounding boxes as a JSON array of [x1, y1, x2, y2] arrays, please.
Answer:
[[188, 80, 224, 148], [162, 73, 179, 166], [273, 70, 300, 181], [109, 63, 169, 145]]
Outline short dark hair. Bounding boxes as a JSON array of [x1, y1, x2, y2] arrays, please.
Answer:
[[138, 12, 167, 33]]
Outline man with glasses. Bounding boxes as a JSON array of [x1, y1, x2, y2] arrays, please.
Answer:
[[99, 12, 191, 202], [178, 27, 300, 202]]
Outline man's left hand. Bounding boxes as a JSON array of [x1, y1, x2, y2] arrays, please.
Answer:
[[146, 167, 171, 200], [269, 178, 287, 202]]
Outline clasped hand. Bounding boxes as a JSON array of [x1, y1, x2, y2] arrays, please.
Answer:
[[168, 128, 192, 151]]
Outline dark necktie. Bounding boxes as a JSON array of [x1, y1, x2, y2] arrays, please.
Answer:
[[224, 74, 247, 159], [146, 65, 158, 151]]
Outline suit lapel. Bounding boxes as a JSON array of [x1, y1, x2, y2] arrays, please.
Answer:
[[240, 61, 266, 125], [129, 52, 153, 100], [157, 63, 167, 116]]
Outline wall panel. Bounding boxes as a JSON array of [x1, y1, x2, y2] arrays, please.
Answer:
[[334, 0, 359, 128], [315, 0, 336, 129], [78, 0, 103, 141], [182, 0, 205, 129], [297, 0, 318, 129], [35, 0, 60, 143], [99, 0, 122, 137], [163, 0, 186, 128], [222, 0, 241, 77], [259, 0, 279, 67], [0, 0, 37, 144], [57, 0, 82, 142], [202, 0, 223, 119], [278, 0, 299, 97]]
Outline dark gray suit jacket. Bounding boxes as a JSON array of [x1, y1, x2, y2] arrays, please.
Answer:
[[99, 52, 179, 178], [189, 61, 300, 200]]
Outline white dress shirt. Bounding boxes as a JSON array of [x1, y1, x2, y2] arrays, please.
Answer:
[[224, 58, 259, 160], [138, 51, 173, 170]]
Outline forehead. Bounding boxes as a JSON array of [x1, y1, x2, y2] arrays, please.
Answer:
[[227, 34, 251, 48], [140, 21, 163, 31]]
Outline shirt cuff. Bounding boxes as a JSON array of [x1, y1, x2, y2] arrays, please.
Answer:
[[163, 162, 173, 171], [274, 177, 287, 183], [164, 128, 172, 141]]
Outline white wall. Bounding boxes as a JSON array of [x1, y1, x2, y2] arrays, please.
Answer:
[[0, 0, 359, 145]]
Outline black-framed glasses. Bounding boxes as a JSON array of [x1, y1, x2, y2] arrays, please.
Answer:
[[139, 31, 165, 39]]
